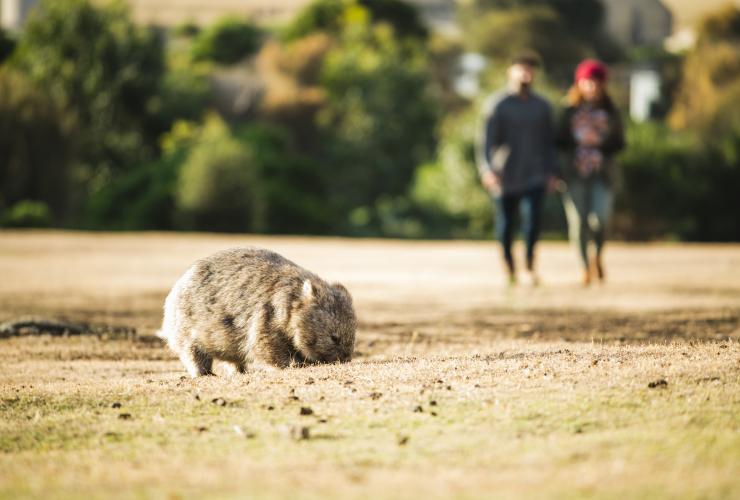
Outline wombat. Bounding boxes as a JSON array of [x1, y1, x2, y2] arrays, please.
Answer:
[[159, 247, 357, 377]]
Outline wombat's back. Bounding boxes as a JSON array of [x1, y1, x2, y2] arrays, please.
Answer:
[[176, 246, 313, 328]]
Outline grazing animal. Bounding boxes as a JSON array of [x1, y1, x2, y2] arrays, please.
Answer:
[[159, 247, 357, 377]]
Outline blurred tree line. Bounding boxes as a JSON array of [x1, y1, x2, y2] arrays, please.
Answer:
[[0, 0, 738, 240]]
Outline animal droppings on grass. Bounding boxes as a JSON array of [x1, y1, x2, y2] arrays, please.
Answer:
[[397, 435, 410, 446], [648, 379, 668, 389], [110, 402, 121, 409], [194, 426, 208, 433], [118, 413, 132, 420], [429, 400, 437, 406], [413, 405, 423, 413], [212, 398, 227, 406], [369, 392, 383, 400], [299, 406, 314, 416]]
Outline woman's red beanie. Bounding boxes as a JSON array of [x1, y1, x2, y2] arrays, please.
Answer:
[[575, 59, 608, 83]]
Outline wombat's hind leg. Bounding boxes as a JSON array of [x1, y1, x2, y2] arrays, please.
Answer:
[[179, 344, 214, 378], [221, 361, 247, 377]]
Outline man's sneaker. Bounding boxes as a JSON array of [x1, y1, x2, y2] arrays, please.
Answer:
[[522, 270, 540, 287]]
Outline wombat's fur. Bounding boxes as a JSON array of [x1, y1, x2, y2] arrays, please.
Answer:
[[159, 247, 357, 377]]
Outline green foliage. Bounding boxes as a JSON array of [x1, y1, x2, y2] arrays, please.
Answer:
[[14, 0, 164, 184], [261, 3, 439, 235], [283, 0, 427, 42], [152, 68, 210, 130], [234, 124, 333, 234], [173, 21, 200, 38], [462, 0, 604, 41], [175, 116, 262, 232], [0, 69, 73, 223], [86, 116, 335, 234], [0, 27, 15, 64], [171, 117, 333, 234], [357, 0, 428, 40], [318, 23, 438, 233], [459, 0, 623, 75], [464, 6, 585, 68], [190, 17, 262, 64], [616, 122, 740, 241], [283, 0, 346, 40], [2, 0, 736, 241], [411, 111, 492, 238], [670, 5, 740, 141], [84, 149, 184, 231], [0, 200, 52, 228]]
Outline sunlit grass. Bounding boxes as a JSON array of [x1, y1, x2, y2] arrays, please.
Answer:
[[1, 339, 738, 499]]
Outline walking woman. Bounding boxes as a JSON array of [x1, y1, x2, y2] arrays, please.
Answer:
[[557, 60, 625, 286]]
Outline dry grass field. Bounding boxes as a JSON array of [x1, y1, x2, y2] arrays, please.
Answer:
[[0, 231, 739, 499]]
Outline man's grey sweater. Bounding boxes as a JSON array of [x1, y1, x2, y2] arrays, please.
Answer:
[[477, 89, 558, 195]]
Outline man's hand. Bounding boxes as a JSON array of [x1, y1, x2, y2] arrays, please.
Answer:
[[481, 170, 501, 195], [546, 175, 561, 194]]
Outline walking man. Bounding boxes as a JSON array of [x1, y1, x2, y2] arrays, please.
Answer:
[[477, 53, 558, 286]]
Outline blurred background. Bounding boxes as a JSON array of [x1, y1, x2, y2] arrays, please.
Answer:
[[0, 0, 738, 241]]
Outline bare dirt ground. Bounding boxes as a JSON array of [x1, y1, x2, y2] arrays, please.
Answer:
[[0, 231, 738, 499]]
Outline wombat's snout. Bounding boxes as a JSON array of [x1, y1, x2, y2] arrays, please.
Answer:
[[324, 355, 351, 365], [312, 342, 354, 364]]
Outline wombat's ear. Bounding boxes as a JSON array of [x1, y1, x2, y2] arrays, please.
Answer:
[[332, 283, 352, 303], [302, 279, 314, 300]]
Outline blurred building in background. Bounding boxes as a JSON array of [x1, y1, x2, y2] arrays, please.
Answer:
[[1, 0, 36, 30]]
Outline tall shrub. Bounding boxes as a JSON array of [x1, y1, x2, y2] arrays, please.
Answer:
[[175, 116, 263, 233], [14, 0, 165, 186], [0, 69, 74, 224]]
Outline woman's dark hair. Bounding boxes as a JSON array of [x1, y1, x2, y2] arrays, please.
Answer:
[[566, 84, 616, 110]]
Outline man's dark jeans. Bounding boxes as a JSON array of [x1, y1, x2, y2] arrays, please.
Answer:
[[494, 185, 546, 273]]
